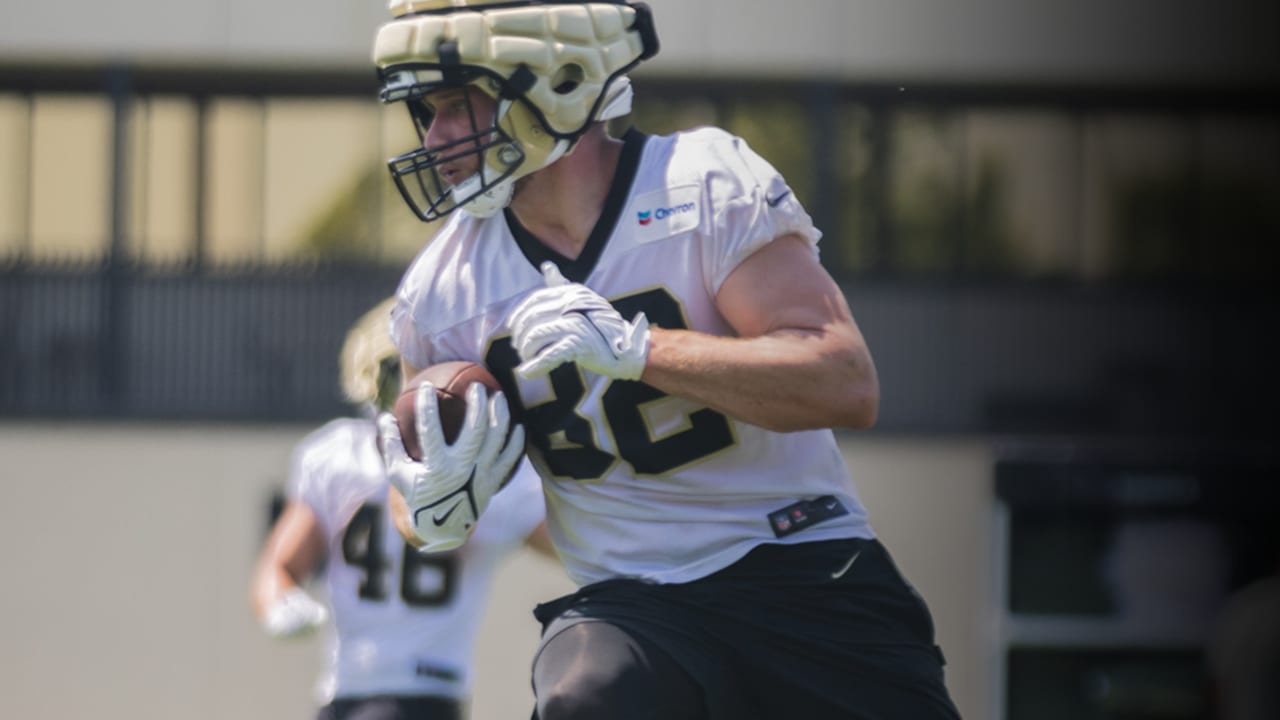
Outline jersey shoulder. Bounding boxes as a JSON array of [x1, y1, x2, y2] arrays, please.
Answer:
[[289, 418, 384, 527], [638, 126, 792, 216], [628, 126, 818, 292], [396, 213, 481, 338], [648, 126, 764, 181], [393, 213, 533, 361], [293, 417, 375, 472]]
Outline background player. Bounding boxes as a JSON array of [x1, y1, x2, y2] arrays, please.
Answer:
[[371, 1, 961, 718], [251, 297, 554, 720]]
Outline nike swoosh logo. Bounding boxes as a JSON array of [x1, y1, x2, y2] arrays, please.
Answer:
[[766, 190, 791, 207], [429, 498, 464, 527], [831, 550, 861, 579]]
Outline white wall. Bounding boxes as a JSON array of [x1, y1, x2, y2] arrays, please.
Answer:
[[0, 422, 994, 719], [1, 0, 1274, 85]]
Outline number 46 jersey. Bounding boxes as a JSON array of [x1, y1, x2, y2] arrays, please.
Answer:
[[391, 127, 875, 588], [289, 418, 545, 704]]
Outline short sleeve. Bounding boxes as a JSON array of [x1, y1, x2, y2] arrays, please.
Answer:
[[700, 132, 821, 294], [285, 433, 330, 531], [284, 420, 377, 538]]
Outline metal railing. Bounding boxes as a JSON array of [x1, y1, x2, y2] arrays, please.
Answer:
[[1, 259, 401, 421], [1, 63, 1276, 432], [3, 259, 1275, 436]]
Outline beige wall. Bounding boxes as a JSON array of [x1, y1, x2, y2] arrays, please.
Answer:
[[842, 436, 997, 720], [1, 0, 1273, 85], [0, 422, 993, 719]]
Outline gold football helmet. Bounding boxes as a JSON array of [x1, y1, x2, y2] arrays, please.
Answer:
[[373, 0, 658, 221], [340, 298, 401, 413]]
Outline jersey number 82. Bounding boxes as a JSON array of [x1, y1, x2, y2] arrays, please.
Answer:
[[486, 288, 735, 481]]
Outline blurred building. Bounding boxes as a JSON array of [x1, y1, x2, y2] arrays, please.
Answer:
[[1, 2, 1277, 720]]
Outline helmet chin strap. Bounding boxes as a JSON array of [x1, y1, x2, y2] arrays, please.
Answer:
[[455, 140, 566, 217], [454, 173, 514, 219], [456, 97, 571, 219]]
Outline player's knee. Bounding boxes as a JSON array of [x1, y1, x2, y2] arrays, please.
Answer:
[[536, 688, 607, 720], [535, 666, 621, 720], [533, 623, 660, 720]]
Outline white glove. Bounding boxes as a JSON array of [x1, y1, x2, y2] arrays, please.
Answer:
[[508, 262, 650, 381], [262, 588, 328, 639], [377, 381, 525, 553]]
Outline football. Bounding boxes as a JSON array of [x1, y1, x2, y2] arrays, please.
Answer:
[[393, 361, 504, 461]]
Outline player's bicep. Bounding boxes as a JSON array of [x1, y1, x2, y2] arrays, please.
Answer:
[[715, 233, 855, 340]]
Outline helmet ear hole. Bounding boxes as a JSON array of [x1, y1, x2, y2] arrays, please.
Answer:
[[551, 64, 585, 94], [374, 1, 656, 222]]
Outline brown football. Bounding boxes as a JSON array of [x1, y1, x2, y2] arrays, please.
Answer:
[[393, 361, 504, 461]]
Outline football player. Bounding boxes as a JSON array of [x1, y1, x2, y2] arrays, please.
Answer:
[[372, 2, 962, 718], [251, 298, 554, 720]]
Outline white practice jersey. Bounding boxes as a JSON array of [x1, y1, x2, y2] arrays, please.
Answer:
[[391, 127, 875, 588], [288, 418, 545, 702]]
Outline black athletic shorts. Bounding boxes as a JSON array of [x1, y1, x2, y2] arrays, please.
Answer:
[[531, 538, 962, 720], [316, 695, 461, 720]]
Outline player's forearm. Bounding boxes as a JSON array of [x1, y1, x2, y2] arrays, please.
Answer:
[[641, 326, 878, 432]]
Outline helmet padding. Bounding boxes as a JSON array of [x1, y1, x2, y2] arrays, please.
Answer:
[[374, 1, 658, 221]]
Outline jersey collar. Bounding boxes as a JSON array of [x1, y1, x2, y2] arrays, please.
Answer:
[[506, 128, 648, 284]]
